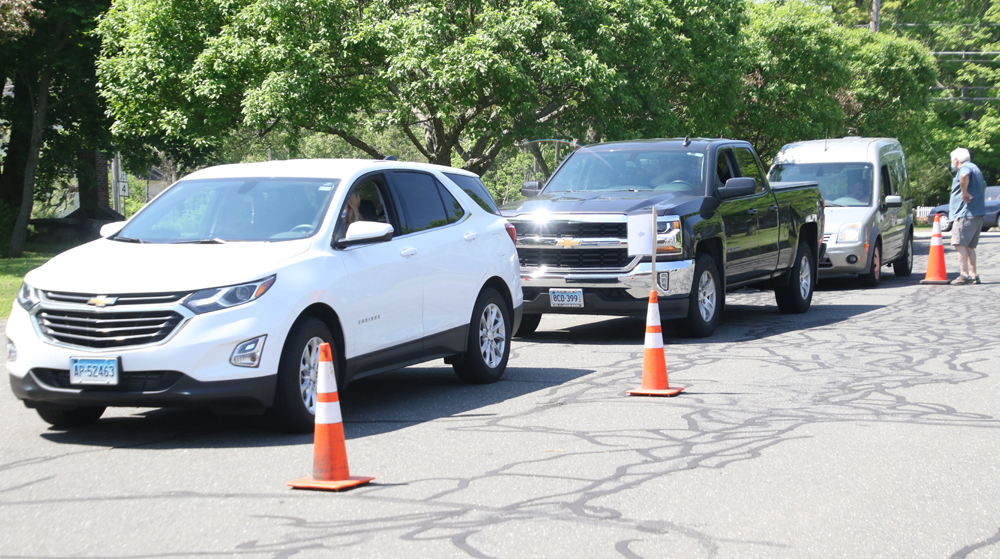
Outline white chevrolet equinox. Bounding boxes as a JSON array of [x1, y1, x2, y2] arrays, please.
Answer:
[[6, 159, 523, 432]]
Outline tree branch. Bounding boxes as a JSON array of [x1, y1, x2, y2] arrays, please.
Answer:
[[322, 126, 383, 159]]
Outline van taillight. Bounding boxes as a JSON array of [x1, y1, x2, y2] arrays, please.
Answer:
[[505, 222, 517, 245]]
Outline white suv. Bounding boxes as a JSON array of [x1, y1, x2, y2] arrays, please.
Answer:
[[6, 159, 523, 432]]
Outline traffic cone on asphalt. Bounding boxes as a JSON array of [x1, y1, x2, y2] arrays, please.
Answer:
[[628, 290, 684, 397], [288, 343, 373, 491], [920, 214, 950, 285]]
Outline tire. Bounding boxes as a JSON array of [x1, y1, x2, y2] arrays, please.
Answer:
[[272, 317, 334, 434], [774, 242, 814, 314], [893, 232, 914, 277], [938, 213, 951, 232], [453, 288, 511, 384], [514, 313, 542, 337], [859, 241, 882, 288], [982, 223, 993, 232], [682, 253, 722, 338], [36, 406, 105, 428]]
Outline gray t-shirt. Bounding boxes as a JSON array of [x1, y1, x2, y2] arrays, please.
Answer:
[[950, 161, 986, 219]]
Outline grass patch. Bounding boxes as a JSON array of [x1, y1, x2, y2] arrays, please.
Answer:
[[0, 252, 56, 318]]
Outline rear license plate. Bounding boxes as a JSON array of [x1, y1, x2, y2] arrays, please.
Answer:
[[549, 288, 584, 308], [70, 358, 119, 386]]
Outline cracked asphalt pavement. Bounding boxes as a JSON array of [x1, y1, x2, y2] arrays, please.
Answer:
[[2, 231, 1000, 558]]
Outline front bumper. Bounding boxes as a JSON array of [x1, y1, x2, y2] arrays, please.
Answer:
[[520, 259, 695, 318], [5, 296, 292, 409], [818, 242, 869, 276]]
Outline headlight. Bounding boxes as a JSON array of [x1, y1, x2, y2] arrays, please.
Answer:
[[16, 282, 40, 311], [183, 275, 276, 314], [656, 216, 683, 255], [837, 222, 864, 243]]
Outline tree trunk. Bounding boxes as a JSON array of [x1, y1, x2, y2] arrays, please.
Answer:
[[0, 78, 33, 211], [526, 142, 551, 181], [8, 69, 52, 257]]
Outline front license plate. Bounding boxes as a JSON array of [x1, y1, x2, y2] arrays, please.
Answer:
[[549, 288, 584, 308], [70, 358, 119, 386]]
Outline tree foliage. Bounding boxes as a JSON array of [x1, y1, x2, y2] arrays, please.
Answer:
[[0, 0, 42, 41], [97, 0, 744, 175]]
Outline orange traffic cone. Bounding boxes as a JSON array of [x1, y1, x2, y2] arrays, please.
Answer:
[[920, 214, 950, 285], [288, 343, 373, 491], [628, 290, 684, 397]]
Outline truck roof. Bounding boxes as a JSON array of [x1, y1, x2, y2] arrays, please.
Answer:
[[580, 138, 746, 152]]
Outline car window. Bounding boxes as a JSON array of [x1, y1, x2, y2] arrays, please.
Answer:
[[336, 176, 395, 239], [119, 177, 338, 243], [715, 148, 735, 192], [733, 147, 766, 193], [880, 164, 893, 198], [985, 186, 1000, 201], [769, 162, 873, 207], [438, 181, 465, 223], [444, 173, 500, 215], [390, 171, 451, 234]]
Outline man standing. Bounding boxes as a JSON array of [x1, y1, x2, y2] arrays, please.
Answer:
[[949, 148, 987, 285]]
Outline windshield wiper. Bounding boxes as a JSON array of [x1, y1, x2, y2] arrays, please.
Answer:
[[112, 236, 145, 244], [173, 238, 228, 244]]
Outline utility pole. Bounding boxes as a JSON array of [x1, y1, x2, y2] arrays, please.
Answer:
[[870, 0, 881, 33]]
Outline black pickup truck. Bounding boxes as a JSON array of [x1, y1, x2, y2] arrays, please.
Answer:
[[501, 138, 825, 338]]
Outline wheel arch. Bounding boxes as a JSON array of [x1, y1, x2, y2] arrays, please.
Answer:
[[293, 303, 347, 386], [861, 230, 883, 274]]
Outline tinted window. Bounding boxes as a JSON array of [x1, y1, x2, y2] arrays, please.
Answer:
[[390, 172, 450, 234], [881, 164, 893, 197], [715, 149, 735, 191], [733, 147, 766, 193], [444, 173, 500, 215], [438, 182, 465, 223]]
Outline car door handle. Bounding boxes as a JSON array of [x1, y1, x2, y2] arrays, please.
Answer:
[[747, 208, 758, 215], [464, 232, 478, 241], [400, 248, 417, 257], [769, 205, 778, 212]]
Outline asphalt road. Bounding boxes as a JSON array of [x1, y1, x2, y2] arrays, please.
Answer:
[[2, 232, 1000, 558]]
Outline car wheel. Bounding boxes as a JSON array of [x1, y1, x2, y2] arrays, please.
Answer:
[[893, 232, 914, 277], [682, 253, 722, 338], [453, 288, 511, 384], [36, 405, 105, 428], [514, 313, 542, 337], [775, 242, 814, 313], [859, 241, 882, 288], [272, 317, 333, 433], [938, 213, 951, 232]]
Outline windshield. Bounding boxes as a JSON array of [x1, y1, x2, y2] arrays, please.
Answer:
[[769, 163, 873, 207], [986, 186, 1000, 201], [544, 148, 707, 194], [117, 177, 340, 243]]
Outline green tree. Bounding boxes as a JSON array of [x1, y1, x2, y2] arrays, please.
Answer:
[[96, 0, 744, 176]]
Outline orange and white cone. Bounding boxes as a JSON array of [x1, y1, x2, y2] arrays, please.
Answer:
[[920, 214, 950, 285], [288, 343, 373, 491], [628, 290, 684, 397]]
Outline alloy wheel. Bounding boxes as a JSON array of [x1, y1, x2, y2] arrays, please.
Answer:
[[299, 336, 324, 414], [698, 270, 717, 322], [478, 303, 506, 368], [798, 254, 812, 300]]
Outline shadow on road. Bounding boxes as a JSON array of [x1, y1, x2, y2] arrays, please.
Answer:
[[37, 366, 592, 448]]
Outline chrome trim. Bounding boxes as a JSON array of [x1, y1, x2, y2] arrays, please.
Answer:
[[517, 237, 628, 248], [506, 213, 627, 223], [28, 301, 195, 353], [519, 255, 641, 273], [523, 259, 696, 298]]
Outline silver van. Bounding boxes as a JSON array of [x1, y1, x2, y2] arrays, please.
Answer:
[[768, 137, 914, 287]]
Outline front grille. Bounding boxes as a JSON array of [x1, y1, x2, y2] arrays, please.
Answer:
[[36, 309, 184, 349], [43, 291, 190, 306], [32, 368, 184, 391], [513, 221, 627, 238], [518, 248, 633, 269]]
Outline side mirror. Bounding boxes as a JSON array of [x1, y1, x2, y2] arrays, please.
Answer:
[[334, 221, 394, 249], [100, 221, 126, 238], [717, 177, 756, 199], [884, 195, 902, 209], [521, 181, 542, 197]]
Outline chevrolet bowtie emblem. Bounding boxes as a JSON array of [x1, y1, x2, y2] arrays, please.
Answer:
[[555, 238, 580, 248], [87, 295, 118, 307]]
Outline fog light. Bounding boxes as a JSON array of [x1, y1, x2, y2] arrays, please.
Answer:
[[6, 338, 16, 362], [657, 272, 670, 292], [230, 335, 266, 368], [847, 255, 859, 264]]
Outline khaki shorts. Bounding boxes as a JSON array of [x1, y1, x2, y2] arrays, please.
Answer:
[[951, 215, 984, 248]]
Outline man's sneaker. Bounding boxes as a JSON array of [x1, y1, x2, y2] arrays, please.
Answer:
[[975, 275, 982, 284], [951, 275, 974, 285]]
